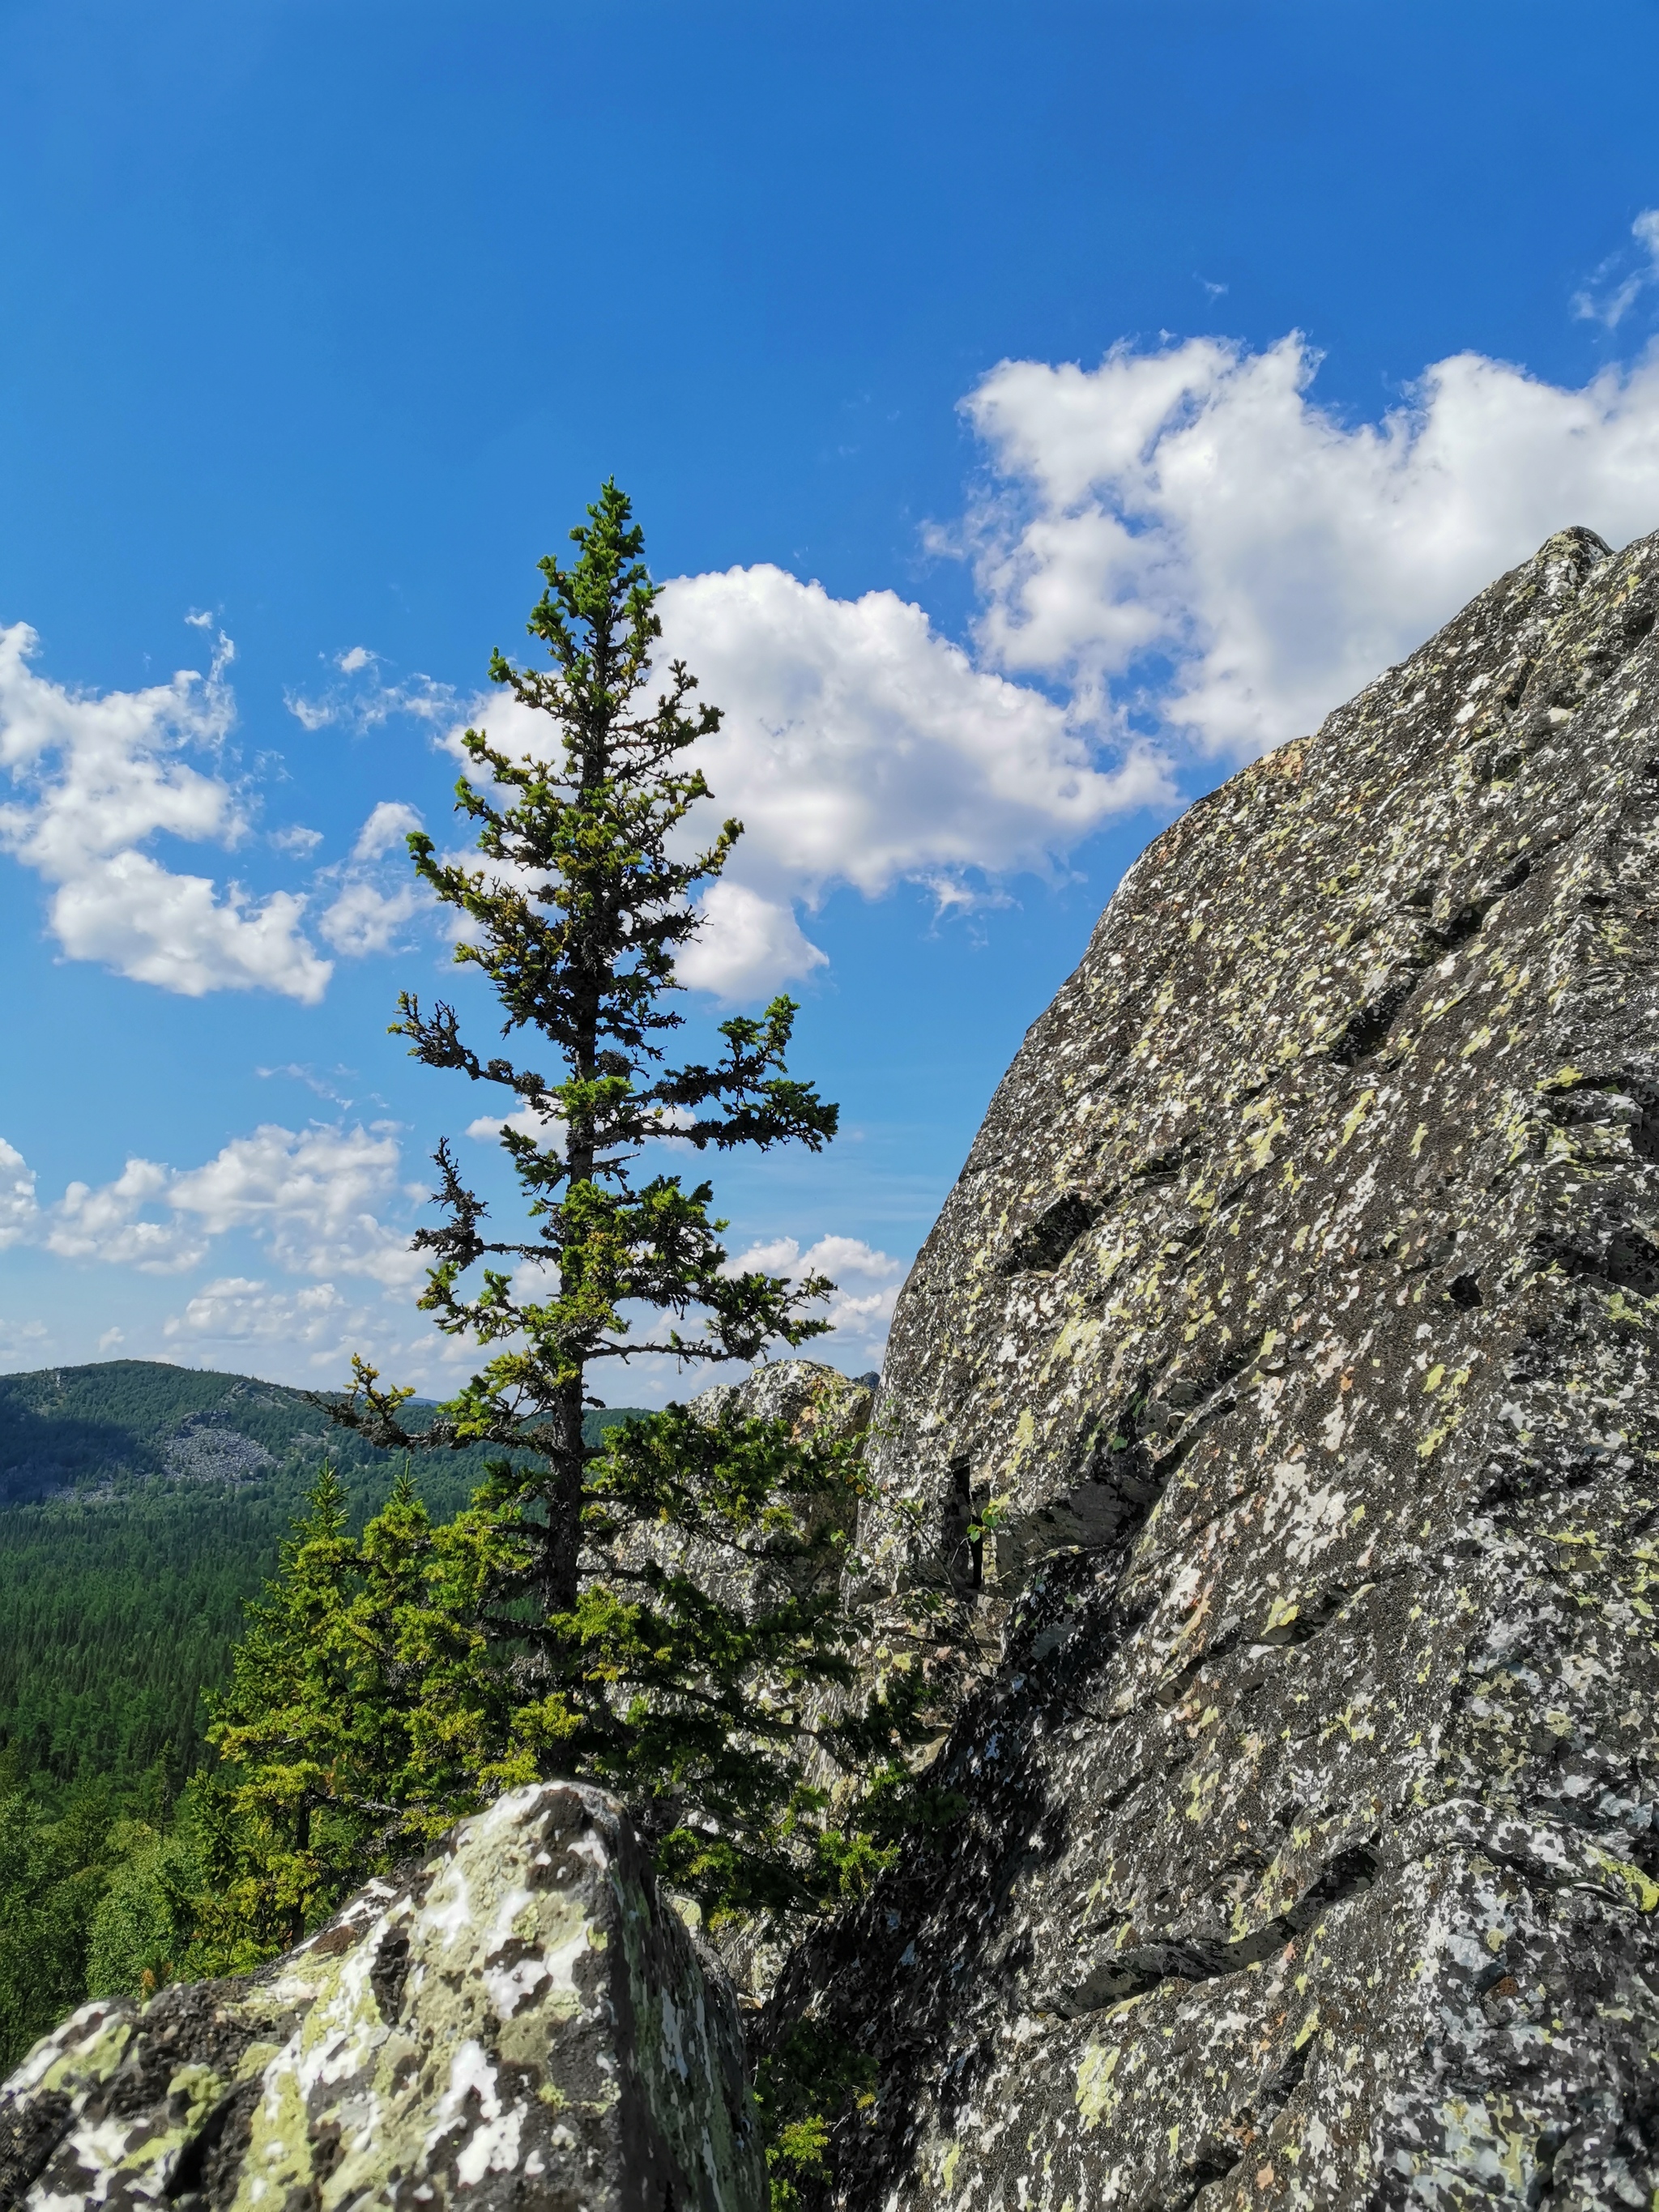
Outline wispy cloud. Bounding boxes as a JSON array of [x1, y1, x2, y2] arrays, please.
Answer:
[[1573, 208, 1659, 329], [256, 1063, 362, 1110], [285, 646, 459, 735]]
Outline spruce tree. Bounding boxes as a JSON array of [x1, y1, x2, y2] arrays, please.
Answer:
[[245, 483, 936, 1924], [343, 480, 838, 1600], [199, 1466, 521, 1950]]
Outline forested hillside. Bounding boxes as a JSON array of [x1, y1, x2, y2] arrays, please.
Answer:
[[0, 1360, 642, 1792]]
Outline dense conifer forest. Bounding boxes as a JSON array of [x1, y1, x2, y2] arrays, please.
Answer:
[[0, 1357, 644, 2069], [0, 1361, 505, 1788]]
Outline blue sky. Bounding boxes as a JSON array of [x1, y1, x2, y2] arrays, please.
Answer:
[[5, 0, 1659, 1396]]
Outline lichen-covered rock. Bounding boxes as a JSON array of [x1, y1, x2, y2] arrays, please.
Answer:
[[770, 527, 1659, 2207], [610, 1360, 873, 1633], [691, 1358, 874, 1445], [0, 1783, 764, 2211]]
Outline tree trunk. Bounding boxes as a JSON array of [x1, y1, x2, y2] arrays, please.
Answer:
[[541, 1374, 587, 1613]]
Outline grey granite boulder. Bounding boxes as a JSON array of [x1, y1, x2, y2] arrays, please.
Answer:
[[770, 527, 1659, 2207], [0, 1783, 764, 2212], [689, 1359, 874, 1447]]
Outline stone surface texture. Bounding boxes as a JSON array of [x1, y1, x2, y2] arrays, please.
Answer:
[[689, 1359, 874, 1446], [769, 528, 1659, 2208], [0, 1783, 764, 2212]]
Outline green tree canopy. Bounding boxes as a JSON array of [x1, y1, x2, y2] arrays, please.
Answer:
[[343, 480, 838, 1605], [204, 486, 936, 1944]]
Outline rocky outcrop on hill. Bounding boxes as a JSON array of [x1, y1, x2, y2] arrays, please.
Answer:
[[770, 527, 1659, 2208], [614, 1360, 874, 1641], [0, 1784, 763, 2212], [161, 1413, 277, 1485]]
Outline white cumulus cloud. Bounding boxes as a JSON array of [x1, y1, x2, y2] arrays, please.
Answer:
[[164, 1276, 355, 1349], [159, 1272, 470, 1381], [726, 1231, 905, 1365], [448, 566, 1170, 997], [0, 1121, 423, 1288], [962, 332, 1659, 763], [49, 1157, 196, 1270], [466, 1102, 564, 1143], [0, 1139, 39, 1251], [2, 1110, 909, 1387], [655, 565, 1162, 897], [167, 1122, 422, 1286], [653, 565, 1169, 996], [0, 621, 332, 1001], [318, 876, 425, 957], [676, 879, 830, 1000], [318, 799, 429, 955], [352, 799, 424, 861]]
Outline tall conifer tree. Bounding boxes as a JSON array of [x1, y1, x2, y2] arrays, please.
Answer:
[[343, 481, 838, 1596], [241, 484, 935, 1924]]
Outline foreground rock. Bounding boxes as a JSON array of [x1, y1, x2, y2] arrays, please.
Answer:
[[0, 1784, 764, 2211], [774, 528, 1659, 2207]]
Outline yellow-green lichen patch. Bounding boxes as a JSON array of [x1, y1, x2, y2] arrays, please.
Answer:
[[1074, 2042, 1121, 2129]]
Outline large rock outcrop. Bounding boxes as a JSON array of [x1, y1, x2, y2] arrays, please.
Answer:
[[0, 1784, 764, 2211], [772, 527, 1659, 2208]]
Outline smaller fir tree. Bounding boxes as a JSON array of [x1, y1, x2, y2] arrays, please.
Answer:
[[199, 1467, 514, 1949]]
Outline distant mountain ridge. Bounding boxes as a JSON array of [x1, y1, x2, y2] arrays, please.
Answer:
[[0, 1358, 639, 1508], [0, 1362, 342, 1508]]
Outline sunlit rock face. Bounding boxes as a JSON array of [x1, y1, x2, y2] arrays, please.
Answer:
[[0, 1784, 764, 2212], [775, 526, 1659, 2208], [693, 1358, 874, 1444]]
